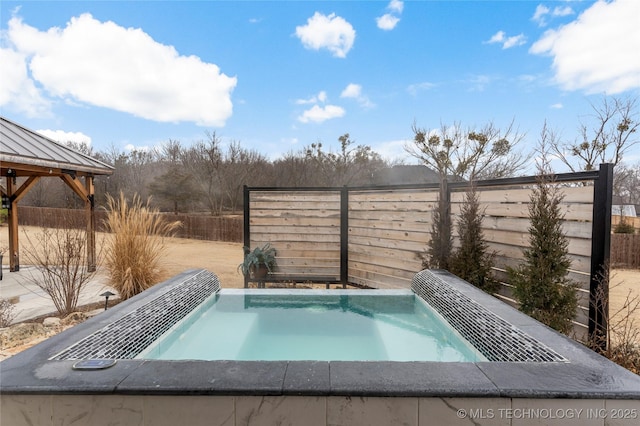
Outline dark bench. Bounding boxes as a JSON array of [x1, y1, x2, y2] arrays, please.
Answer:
[[245, 275, 345, 289]]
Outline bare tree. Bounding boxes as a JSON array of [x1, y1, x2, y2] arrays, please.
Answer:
[[305, 133, 386, 186], [552, 95, 639, 172], [406, 120, 529, 181], [182, 132, 224, 215], [97, 145, 159, 204], [21, 219, 99, 315], [149, 140, 200, 213], [272, 152, 317, 187], [613, 162, 640, 205], [220, 141, 271, 212]]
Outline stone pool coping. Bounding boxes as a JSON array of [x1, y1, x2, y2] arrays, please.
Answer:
[[1, 269, 639, 399]]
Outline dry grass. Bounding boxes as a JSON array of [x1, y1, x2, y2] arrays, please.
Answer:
[[588, 265, 640, 374], [103, 193, 181, 300]]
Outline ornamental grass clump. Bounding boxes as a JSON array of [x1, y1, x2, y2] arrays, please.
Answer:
[[104, 192, 181, 300]]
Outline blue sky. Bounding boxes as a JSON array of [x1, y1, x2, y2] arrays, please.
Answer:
[[1, 1, 639, 169]]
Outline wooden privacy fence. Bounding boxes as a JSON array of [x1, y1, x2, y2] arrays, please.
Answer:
[[16, 206, 243, 242], [245, 164, 614, 341], [611, 234, 640, 268]]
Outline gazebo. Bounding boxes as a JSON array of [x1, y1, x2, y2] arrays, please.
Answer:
[[0, 116, 114, 273]]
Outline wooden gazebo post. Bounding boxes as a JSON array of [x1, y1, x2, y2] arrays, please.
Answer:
[[60, 174, 97, 272], [4, 174, 40, 271]]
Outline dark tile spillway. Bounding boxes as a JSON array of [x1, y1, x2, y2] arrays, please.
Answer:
[[412, 269, 567, 362], [50, 270, 220, 360]]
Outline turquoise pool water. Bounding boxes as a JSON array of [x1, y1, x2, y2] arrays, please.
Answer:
[[137, 290, 487, 362]]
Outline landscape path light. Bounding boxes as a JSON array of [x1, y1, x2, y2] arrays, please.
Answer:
[[100, 291, 115, 311]]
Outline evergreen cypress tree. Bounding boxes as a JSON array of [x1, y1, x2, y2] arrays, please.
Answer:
[[449, 185, 497, 293], [507, 174, 578, 334], [423, 190, 452, 269]]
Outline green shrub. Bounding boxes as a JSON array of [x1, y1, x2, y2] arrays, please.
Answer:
[[104, 193, 181, 300], [614, 220, 636, 234], [422, 192, 452, 269], [449, 185, 498, 293]]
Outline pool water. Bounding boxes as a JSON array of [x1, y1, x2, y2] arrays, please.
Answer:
[[137, 291, 487, 362]]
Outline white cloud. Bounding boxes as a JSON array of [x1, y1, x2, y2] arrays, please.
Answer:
[[340, 83, 374, 108], [466, 75, 492, 92], [530, 0, 640, 94], [377, 14, 400, 31], [340, 83, 361, 99], [407, 82, 436, 96], [533, 3, 574, 27], [377, 1, 403, 31], [0, 47, 51, 116], [124, 143, 150, 152], [503, 34, 526, 49], [374, 138, 411, 162], [295, 12, 355, 58], [532, 4, 550, 26], [550, 103, 563, 109], [298, 104, 345, 123], [2, 14, 237, 126], [487, 31, 506, 44], [388, 0, 404, 14], [37, 129, 92, 145], [553, 6, 574, 17], [486, 31, 526, 49], [296, 91, 328, 105]]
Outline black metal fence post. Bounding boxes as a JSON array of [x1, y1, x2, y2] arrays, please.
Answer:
[[340, 186, 349, 287], [243, 185, 250, 288], [589, 163, 614, 345]]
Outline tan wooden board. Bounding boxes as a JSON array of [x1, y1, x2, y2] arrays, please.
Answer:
[[348, 210, 434, 222], [348, 235, 428, 252], [485, 241, 591, 272], [251, 192, 340, 202], [451, 201, 595, 221], [450, 185, 594, 204], [348, 226, 431, 244], [250, 232, 340, 243], [349, 251, 423, 272], [348, 218, 432, 233], [480, 216, 592, 239], [349, 189, 438, 202], [250, 225, 340, 235], [250, 217, 340, 227], [349, 200, 435, 212], [250, 200, 340, 210]]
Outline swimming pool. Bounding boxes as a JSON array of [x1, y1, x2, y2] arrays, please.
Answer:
[[2, 269, 640, 426], [137, 291, 487, 362]]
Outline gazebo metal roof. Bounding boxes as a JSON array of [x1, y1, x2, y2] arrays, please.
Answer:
[[1, 116, 113, 176]]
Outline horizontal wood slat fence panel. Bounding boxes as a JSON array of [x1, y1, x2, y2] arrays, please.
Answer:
[[246, 165, 613, 342], [16, 206, 243, 242], [248, 190, 342, 279], [348, 188, 436, 289]]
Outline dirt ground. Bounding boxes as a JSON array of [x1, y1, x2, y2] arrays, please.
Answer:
[[2, 225, 639, 324]]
